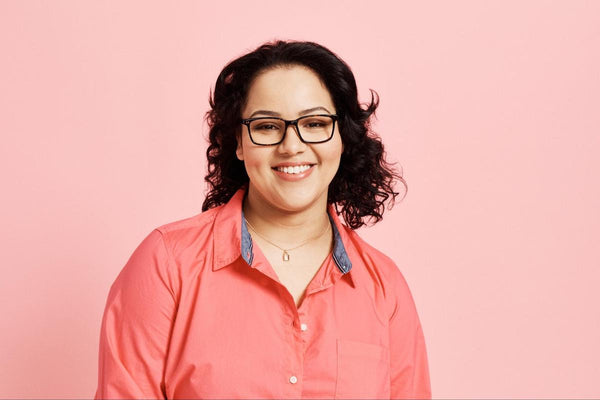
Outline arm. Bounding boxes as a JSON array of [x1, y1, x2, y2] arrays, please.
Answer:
[[388, 266, 431, 399], [94, 229, 178, 400]]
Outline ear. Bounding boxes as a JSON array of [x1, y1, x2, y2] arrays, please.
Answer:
[[235, 134, 244, 161]]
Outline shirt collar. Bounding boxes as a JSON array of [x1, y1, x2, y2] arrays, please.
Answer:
[[212, 187, 355, 282]]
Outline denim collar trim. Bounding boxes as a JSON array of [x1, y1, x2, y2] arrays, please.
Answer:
[[240, 209, 352, 275]]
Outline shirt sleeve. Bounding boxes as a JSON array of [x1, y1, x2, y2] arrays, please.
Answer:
[[388, 265, 432, 399], [94, 229, 178, 400]]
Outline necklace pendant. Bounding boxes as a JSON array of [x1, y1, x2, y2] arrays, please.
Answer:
[[282, 251, 290, 261]]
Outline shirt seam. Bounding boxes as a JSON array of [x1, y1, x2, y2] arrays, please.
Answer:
[[154, 228, 178, 303], [153, 228, 179, 398]]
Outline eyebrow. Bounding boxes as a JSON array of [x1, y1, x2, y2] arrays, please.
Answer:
[[248, 106, 332, 118]]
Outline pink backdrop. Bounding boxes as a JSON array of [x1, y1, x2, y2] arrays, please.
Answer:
[[1, 1, 599, 398]]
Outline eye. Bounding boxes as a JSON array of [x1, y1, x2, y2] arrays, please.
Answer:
[[301, 117, 330, 130], [255, 123, 279, 131]]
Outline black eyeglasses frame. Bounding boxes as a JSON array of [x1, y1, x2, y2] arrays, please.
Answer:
[[239, 114, 338, 146]]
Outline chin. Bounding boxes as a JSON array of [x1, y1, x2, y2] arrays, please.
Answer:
[[249, 180, 327, 213], [272, 190, 323, 212], [273, 196, 314, 212]]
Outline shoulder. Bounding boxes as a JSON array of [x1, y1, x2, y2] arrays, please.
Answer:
[[109, 206, 225, 304], [123, 205, 225, 281], [343, 226, 416, 316], [155, 205, 221, 237], [345, 226, 404, 280], [125, 206, 225, 288], [152, 205, 222, 254]]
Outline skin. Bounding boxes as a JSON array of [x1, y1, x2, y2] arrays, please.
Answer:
[[236, 64, 343, 265]]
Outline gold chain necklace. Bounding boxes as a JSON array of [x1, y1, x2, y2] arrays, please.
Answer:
[[244, 217, 331, 262]]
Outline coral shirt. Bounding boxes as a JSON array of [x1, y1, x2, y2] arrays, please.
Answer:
[[94, 188, 431, 399]]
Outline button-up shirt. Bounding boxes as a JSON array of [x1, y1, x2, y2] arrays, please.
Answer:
[[94, 188, 431, 399]]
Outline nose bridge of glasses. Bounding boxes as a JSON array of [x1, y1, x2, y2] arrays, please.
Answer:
[[282, 119, 303, 141]]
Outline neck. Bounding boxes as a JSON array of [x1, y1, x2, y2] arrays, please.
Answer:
[[242, 186, 331, 247]]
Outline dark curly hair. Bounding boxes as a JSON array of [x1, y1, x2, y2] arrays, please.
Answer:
[[202, 39, 406, 229]]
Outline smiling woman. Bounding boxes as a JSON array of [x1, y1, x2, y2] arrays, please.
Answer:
[[95, 40, 431, 400]]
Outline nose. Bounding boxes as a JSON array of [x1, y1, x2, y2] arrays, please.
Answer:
[[277, 123, 306, 155]]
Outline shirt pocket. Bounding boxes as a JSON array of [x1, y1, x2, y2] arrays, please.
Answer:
[[335, 338, 391, 399]]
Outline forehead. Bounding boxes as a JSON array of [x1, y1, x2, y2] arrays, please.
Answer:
[[243, 65, 335, 116]]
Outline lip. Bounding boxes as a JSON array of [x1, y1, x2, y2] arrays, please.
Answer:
[[272, 164, 315, 182]]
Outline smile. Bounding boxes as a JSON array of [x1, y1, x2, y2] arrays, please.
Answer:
[[271, 164, 315, 181], [274, 165, 312, 174]]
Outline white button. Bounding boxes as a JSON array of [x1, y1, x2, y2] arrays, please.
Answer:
[[289, 375, 298, 384], [300, 323, 308, 331]]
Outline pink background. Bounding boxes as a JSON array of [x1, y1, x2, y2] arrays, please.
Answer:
[[1, 1, 599, 398]]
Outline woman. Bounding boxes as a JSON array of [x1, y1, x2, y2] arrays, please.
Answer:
[[95, 40, 431, 399]]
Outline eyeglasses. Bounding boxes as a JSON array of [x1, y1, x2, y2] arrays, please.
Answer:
[[240, 114, 338, 146]]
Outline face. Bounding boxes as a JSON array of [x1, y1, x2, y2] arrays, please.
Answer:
[[236, 65, 343, 214]]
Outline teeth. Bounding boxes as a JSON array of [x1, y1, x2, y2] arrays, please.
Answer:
[[276, 165, 312, 174]]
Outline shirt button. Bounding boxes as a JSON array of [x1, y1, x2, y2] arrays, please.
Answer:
[[289, 375, 298, 384], [300, 323, 308, 331]]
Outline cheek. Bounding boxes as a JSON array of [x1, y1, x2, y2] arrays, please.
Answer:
[[241, 148, 270, 173], [324, 139, 344, 166], [244, 158, 263, 172]]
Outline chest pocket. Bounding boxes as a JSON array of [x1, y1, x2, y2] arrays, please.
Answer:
[[335, 339, 391, 399]]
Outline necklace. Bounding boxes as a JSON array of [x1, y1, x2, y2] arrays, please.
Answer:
[[244, 217, 331, 262]]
